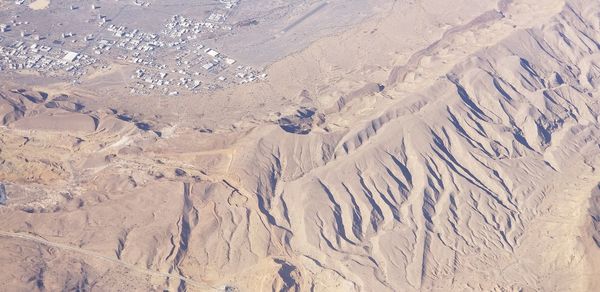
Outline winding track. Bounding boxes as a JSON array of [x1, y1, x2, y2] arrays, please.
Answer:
[[0, 230, 217, 291]]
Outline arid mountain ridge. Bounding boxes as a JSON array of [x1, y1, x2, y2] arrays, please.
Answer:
[[1, 0, 600, 291]]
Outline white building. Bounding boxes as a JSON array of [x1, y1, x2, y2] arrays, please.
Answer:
[[206, 49, 219, 57], [62, 51, 79, 62], [202, 63, 214, 70]]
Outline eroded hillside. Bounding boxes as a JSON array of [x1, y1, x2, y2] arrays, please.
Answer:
[[1, 0, 599, 291]]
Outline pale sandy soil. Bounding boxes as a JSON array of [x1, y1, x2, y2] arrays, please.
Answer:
[[1, 0, 600, 291], [28, 0, 49, 10]]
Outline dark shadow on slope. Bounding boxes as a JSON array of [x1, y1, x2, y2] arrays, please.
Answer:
[[590, 185, 600, 247], [278, 107, 324, 135]]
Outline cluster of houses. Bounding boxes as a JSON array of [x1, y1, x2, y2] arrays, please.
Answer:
[[0, 38, 96, 77], [1, 0, 266, 94]]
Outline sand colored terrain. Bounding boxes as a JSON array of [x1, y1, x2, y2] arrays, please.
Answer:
[[1, 0, 600, 291], [28, 0, 49, 10]]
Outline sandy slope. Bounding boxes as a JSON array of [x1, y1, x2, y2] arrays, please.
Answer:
[[1, 0, 600, 291]]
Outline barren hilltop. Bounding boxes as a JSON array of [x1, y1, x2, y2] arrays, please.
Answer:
[[1, 0, 599, 291]]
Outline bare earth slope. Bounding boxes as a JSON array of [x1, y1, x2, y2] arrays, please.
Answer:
[[1, 0, 600, 291]]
